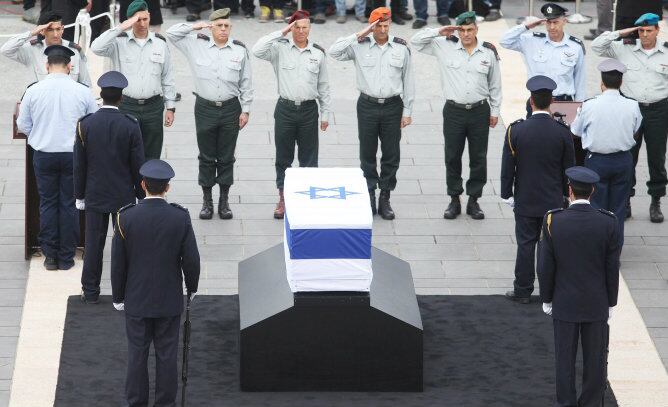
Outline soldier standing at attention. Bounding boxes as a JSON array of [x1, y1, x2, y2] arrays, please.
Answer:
[[411, 11, 502, 221], [75, 71, 145, 304], [91, 0, 177, 160], [252, 10, 332, 219], [329, 7, 414, 220], [166, 8, 254, 221], [1, 12, 91, 86]]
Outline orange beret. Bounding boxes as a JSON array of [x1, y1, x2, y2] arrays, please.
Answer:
[[288, 9, 310, 23], [369, 7, 391, 24]]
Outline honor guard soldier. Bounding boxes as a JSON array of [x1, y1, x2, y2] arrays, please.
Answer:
[[571, 59, 642, 246], [591, 13, 668, 223], [501, 76, 575, 305], [166, 8, 254, 220], [499, 3, 586, 115], [111, 159, 200, 407], [16, 45, 97, 271], [411, 11, 502, 220], [252, 10, 332, 219], [538, 166, 620, 407], [329, 7, 415, 219], [91, 0, 177, 160], [74, 71, 146, 304], [1, 12, 91, 86]]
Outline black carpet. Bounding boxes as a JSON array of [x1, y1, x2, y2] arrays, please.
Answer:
[[55, 295, 618, 407]]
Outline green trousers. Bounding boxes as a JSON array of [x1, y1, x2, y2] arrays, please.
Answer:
[[274, 98, 319, 189], [194, 97, 241, 188], [120, 97, 165, 160], [356, 95, 403, 191], [631, 100, 668, 198], [442, 101, 490, 198]]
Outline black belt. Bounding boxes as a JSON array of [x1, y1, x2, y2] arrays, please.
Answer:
[[194, 94, 238, 107], [554, 95, 574, 101], [445, 99, 487, 110], [639, 97, 668, 107], [278, 97, 316, 107], [360, 93, 401, 104], [122, 95, 162, 105], [586, 150, 631, 157]]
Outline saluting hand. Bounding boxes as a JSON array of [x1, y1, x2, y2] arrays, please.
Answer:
[[618, 26, 640, 37], [281, 21, 296, 36], [489, 116, 498, 128], [356, 19, 379, 41], [400, 116, 412, 128], [31, 22, 54, 37], [524, 17, 545, 30], [192, 22, 211, 30], [239, 113, 249, 129], [118, 14, 140, 32], [164, 110, 174, 127], [438, 25, 460, 37], [320, 121, 329, 131]]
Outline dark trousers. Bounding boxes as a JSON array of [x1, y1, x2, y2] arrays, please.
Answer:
[[125, 314, 181, 407], [274, 98, 319, 189], [630, 100, 668, 198], [120, 97, 165, 160], [553, 319, 607, 407], [194, 96, 241, 188], [81, 210, 116, 300], [513, 214, 542, 297], [260, 0, 285, 9], [585, 151, 632, 246], [442, 101, 490, 198], [367, 0, 402, 16], [357, 95, 403, 191], [24, 0, 35, 10], [33, 151, 78, 266]]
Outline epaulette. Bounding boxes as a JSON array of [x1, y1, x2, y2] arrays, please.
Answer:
[[447, 35, 459, 43], [358, 37, 371, 43], [568, 35, 585, 54], [597, 208, 616, 218], [119, 202, 136, 212], [29, 37, 43, 46], [26, 81, 38, 89], [118, 32, 128, 37], [583, 96, 596, 103], [124, 113, 138, 122], [78, 112, 94, 122], [555, 119, 569, 129], [623, 38, 635, 45], [170, 202, 188, 212], [116, 203, 136, 239], [154, 33, 166, 42], [510, 118, 523, 126], [277, 37, 289, 43], [232, 39, 246, 48], [312, 43, 325, 54], [392, 37, 407, 46], [546, 207, 563, 215], [533, 32, 546, 38], [664, 41, 668, 49], [197, 33, 210, 41], [506, 119, 523, 157], [544, 207, 563, 238], [68, 42, 82, 52], [482, 41, 500, 61], [76, 113, 93, 146]]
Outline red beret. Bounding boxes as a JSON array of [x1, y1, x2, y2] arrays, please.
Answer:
[[288, 9, 310, 23]]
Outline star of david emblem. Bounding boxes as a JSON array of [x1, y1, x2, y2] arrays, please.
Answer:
[[295, 186, 360, 200]]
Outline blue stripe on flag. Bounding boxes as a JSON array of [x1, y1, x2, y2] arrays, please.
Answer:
[[285, 213, 371, 259]]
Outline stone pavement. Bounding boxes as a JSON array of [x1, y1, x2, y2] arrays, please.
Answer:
[[1, 1, 668, 405]]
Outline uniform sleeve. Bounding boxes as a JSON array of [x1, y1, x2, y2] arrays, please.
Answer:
[[90, 26, 122, 57], [590, 31, 621, 58], [165, 23, 194, 54], [181, 216, 201, 294], [500, 125, 516, 199], [76, 52, 92, 87], [73, 120, 86, 199], [161, 42, 177, 110], [499, 24, 529, 52], [487, 50, 502, 117], [562, 131, 575, 196], [16, 89, 33, 135], [328, 34, 357, 61], [0, 32, 32, 66], [130, 123, 145, 200], [569, 105, 585, 137], [111, 215, 128, 303], [239, 49, 254, 113], [632, 102, 642, 134], [409, 28, 440, 56], [401, 47, 415, 117], [573, 48, 586, 102], [316, 54, 332, 122], [605, 218, 620, 307], [252, 30, 282, 62], [537, 214, 556, 303]]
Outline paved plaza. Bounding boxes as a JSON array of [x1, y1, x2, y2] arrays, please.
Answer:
[[1, 1, 668, 405]]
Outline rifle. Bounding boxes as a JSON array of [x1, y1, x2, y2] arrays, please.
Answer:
[[602, 323, 610, 407], [181, 295, 192, 407]]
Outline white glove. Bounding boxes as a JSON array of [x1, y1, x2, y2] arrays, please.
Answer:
[[542, 302, 552, 316], [75, 199, 85, 210], [502, 197, 515, 208], [189, 292, 197, 301], [608, 306, 613, 321], [113, 302, 124, 311]]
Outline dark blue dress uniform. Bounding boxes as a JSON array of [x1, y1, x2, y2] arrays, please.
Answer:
[[111, 160, 200, 407], [538, 167, 620, 407], [74, 71, 146, 303], [501, 76, 575, 301]]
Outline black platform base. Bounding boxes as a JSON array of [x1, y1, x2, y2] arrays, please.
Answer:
[[238, 244, 424, 392]]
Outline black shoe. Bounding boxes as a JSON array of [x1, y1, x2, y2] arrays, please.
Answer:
[[175, 92, 182, 102], [398, 10, 413, 20], [412, 19, 427, 29], [484, 9, 501, 21], [466, 197, 485, 220], [58, 260, 75, 270], [589, 28, 597, 34], [44, 257, 58, 270], [437, 15, 451, 25], [650, 197, 664, 223], [625, 199, 631, 220], [378, 190, 395, 220], [443, 196, 461, 219], [80, 290, 100, 304], [584, 33, 597, 40], [185, 13, 199, 21], [391, 14, 405, 25], [505, 291, 531, 305], [199, 187, 214, 220], [218, 185, 233, 219], [369, 189, 377, 215]]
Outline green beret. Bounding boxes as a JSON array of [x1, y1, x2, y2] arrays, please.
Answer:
[[126, 0, 148, 18], [456, 11, 476, 25], [209, 8, 231, 20]]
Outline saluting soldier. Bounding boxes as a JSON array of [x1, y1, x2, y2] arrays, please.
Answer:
[[411, 11, 502, 221], [591, 13, 668, 223], [538, 166, 620, 407], [329, 7, 415, 220], [166, 8, 254, 221], [74, 71, 145, 304], [499, 3, 586, 116], [111, 159, 200, 407], [1, 12, 91, 86], [252, 10, 332, 219], [570, 59, 642, 246], [91, 0, 177, 160], [501, 76, 574, 305]]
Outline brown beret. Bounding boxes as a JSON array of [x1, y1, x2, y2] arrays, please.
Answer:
[[209, 8, 231, 20]]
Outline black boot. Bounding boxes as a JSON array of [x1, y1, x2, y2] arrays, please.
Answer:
[[625, 198, 631, 220], [218, 184, 233, 219], [466, 196, 485, 220], [378, 190, 395, 220], [443, 196, 461, 219], [199, 187, 213, 220], [369, 189, 377, 215], [650, 196, 664, 223]]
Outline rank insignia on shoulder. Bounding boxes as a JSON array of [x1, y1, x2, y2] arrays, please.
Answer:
[[510, 118, 524, 126], [482, 41, 500, 60], [124, 113, 138, 122], [358, 37, 371, 43], [568, 35, 585, 54], [119, 202, 136, 212], [392, 37, 407, 46], [312, 43, 325, 54], [68, 42, 82, 52], [533, 32, 546, 38], [623, 38, 635, 45], [154, 33, 166, 41], [232, 39, 246, 48], [118, 32, 129, 37], [170, 202, 188, 212], [30, 37, 43, 46], [664, 41, 668, 49], [597, 208, 616, 217], [447, 35, 459, 43], [197, 33, 210, 41]]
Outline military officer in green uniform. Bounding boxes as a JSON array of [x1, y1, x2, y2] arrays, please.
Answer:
[[91, 0, 177, 160], [329, 7, 414, 220], [166, 9, 254, 220], [252, 10, 332, 219], [411, 11, 502, 220]]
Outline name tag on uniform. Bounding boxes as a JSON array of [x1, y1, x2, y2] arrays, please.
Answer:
[[150, 52, 164, 64]]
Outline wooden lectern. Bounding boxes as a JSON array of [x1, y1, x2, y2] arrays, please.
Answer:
[[551, 101, 584, 165]]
